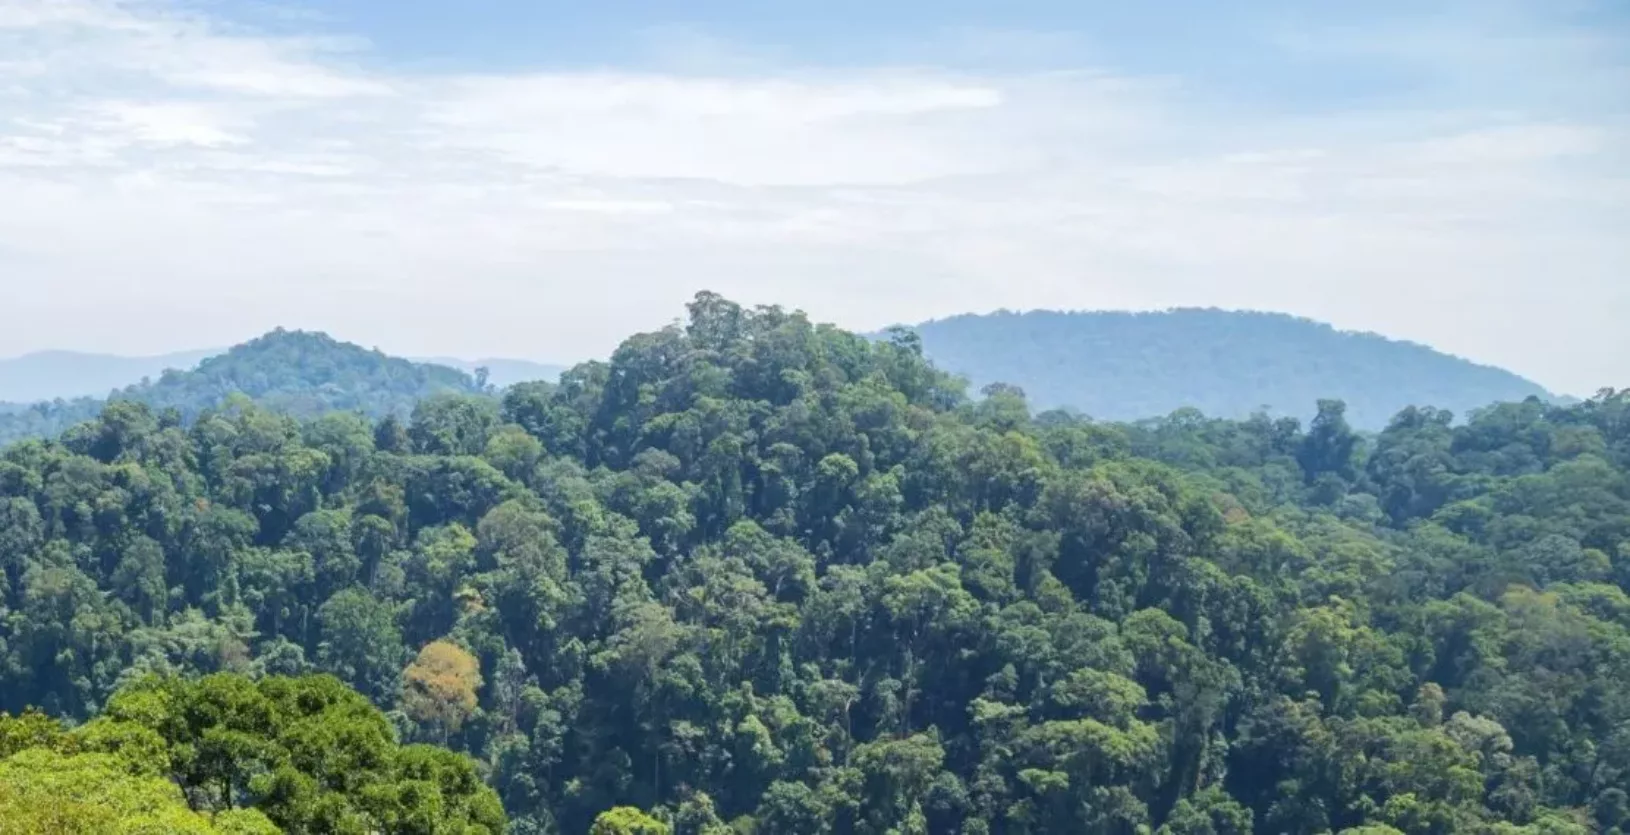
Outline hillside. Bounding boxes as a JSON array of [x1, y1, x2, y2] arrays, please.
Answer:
[[0, 348, 218, 403], [899, 308, 1552, 428], [2, 293, 1625, 834], [0, 329, 479, 446]]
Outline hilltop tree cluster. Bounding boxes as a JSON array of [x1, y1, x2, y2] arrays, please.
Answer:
[[1, 292, 1628, 834]]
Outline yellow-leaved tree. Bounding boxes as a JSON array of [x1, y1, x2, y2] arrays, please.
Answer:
[[400, 639, 483, 742]]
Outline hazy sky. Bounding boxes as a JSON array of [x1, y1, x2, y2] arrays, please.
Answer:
[[0, 0, 1626, 395]]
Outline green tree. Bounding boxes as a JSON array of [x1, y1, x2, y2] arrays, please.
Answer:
[[0, 747, 278, 835], [315, 588, 407, 701], [590, 806, 671, 835]]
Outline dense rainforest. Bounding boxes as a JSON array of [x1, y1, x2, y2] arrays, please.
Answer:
[[1, 292, 1627, 834], [0, 330, 481, 448], [901, 309, 1553, 429]]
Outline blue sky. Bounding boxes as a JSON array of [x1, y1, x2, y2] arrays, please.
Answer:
[[217, 0, 1625, 104], [0, 0, 1626, 393]]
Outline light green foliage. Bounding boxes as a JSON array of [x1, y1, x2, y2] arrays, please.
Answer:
[[0, 747, 278, 834], [0, 673, 503, 834], [590, 806, 672, 835], [1, 293, 1628, 834]]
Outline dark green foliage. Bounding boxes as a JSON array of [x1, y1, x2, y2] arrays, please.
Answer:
[[0, 330, 481, 447], [900, 308, 1553, 429], [0, 395, 112, 448], [1, 293, 1626, 835]]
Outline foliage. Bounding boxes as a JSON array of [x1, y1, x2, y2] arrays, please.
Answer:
[[590, 806, 673, 835], [402, 640, 484, 739], [0, 746, 278, 834], [1, 292, 1627, 834], [0, 673, 504, 834]]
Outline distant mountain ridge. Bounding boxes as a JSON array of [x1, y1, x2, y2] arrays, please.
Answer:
[[895, 308, 1551, 429], [2, 309, 1555, 445], [0, 330, 482, 447], [0, 348, 219, 403]]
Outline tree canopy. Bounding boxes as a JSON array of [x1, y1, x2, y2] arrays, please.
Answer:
[[0, 746, 278, 834], [0, 291, 1625, 834], [0, 672, 504, 835]]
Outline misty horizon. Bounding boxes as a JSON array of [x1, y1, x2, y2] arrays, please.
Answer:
[[0, 300, 1572, 392], [1, 0, 1623, 395]]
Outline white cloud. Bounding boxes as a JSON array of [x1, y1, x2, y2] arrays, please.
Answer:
[[419, 71, 1011, 186], [1408, 125, 1607, 164], [0, 0, 1624, 396], [94, 101, 248, 146]]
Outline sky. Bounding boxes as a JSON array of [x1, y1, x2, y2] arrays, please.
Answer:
[[0, 0, 1626, 395]]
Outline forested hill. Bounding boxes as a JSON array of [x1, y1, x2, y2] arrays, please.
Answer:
[[0, 329, 478, 446], [3, 292, 1627, 834], [898, 308, 1552, 428]]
